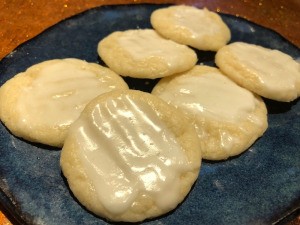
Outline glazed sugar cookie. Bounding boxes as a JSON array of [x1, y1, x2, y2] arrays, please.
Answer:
[[151, 5, 231, 51], [97, 29, 197, 79], [0, 58, 128, 147], [215, 42, 300, 102], [60, 90, 201, 222], [152, 65, 268, 160]]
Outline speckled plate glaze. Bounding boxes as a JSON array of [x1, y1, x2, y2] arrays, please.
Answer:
[[0, 4, 299, 225]]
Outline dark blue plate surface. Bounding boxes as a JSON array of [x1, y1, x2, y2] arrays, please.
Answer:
[[0, 4, 299, 225]]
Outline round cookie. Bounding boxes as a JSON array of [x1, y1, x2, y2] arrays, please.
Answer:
[[97, 29, 197, 79], [151, 5, 231, 51], [215, 42, 300, 102], [60, 89, 201, 222], [152, 65, 268, 160], [0, 58, 128, 147]]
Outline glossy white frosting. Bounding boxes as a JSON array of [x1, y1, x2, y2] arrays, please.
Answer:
[[17, 59, 124, 130], [74, 94, 192, 214], [156, 70, 257, 123], [153, 67, 260, 151], [172, 7, 220, 39], [230, 42, 300, 94], [118, 29, 190, 66]]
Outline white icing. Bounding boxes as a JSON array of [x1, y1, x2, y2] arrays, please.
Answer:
[[172, 7, 220, 38], [118, 29, 188, 66], [17, 60, 122, 129], [154, 69, 259, 151], [157, 71, 257, 123], [75, 94, 192, 215], [230, 42, 300, 93]]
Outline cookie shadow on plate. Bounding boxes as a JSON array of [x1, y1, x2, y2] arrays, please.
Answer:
[[0, 122, 61, 151], [263, 98, 299, 114]]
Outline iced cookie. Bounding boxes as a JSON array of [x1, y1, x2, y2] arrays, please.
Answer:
[[60, 90, 201, 222], [152, 65, 268, 160], [97, 29, 197, 79], [215, 42, 300, 102], [151, 5, 231, 51], [0, 58, 128, 147]]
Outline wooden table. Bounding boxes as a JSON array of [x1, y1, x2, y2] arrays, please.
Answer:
[[1, 0, 300, 61], [0, 0, 299, 224]]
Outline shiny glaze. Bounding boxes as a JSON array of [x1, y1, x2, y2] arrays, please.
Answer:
[[156, 69, 257, 123], [74, 94, 193, 214], [229, 42, 300, 94], [17, 59, 125, 129], [172, 6, 224, 38], [118, 29, 192, 65], [153, 66, 261, 151]]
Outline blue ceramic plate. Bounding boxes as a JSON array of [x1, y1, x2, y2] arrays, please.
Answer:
[[0, 4, 299, 225]]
